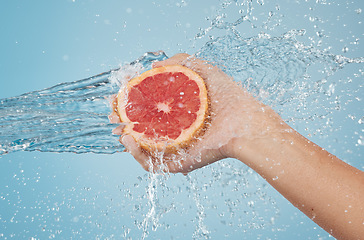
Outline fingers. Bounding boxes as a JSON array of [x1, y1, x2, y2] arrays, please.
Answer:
[[167, 148, 224, 175], [116, 53, 232, 175], [121, 135, 150, 171], [112, 125, 124, 135], [152, 53, 191, 68], [108, 94, 121, 123], [153, 53, 207, 70], [119, 133, 221, 175], [109, 111, 121, 123], [152, 53, 222, 82]]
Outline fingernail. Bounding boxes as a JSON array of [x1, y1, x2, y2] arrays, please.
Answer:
[[120, 135, 128, 146], [120, 135, 131, 153], [112, 125, 123, 134], [121, 135, 134, 149]]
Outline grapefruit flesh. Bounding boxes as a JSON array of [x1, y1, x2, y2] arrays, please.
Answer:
[[116, 65, 209, 153]]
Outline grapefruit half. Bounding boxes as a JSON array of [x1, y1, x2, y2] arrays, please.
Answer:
[[115, 65, 209, 153]]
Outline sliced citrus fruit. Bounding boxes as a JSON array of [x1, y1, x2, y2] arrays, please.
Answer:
[[115, 65, 209, 153]]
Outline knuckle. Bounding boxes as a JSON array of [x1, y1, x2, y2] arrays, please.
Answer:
[[172, 53, 190, 61]]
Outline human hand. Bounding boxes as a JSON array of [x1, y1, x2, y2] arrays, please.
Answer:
[[112, 54, 364, 240], [110, 53, 284, 174]]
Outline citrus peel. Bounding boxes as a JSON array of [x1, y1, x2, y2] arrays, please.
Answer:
[[115, 65, 209, 154]]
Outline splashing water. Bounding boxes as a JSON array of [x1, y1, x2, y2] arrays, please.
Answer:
[[1, 17, 362, 157], [188, 175, 210, 239], [1, 2, 363, 238], [197, 30, 364, 108], [131, 30, 362, 238], [0, 51, 168, 155], [1, 30, 363, 240]]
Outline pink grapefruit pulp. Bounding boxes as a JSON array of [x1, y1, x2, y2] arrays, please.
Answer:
[[115, 65, 209, 153]]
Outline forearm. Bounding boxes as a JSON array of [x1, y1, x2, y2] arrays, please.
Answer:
[[230, 120, 364, 240]]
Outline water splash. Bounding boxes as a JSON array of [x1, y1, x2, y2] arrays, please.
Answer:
[[188, 175, 210, 239], [138, 158, 169, 240], [2, 31, 361, 155], [1, 31, 362, 239], [196, 29, 364, 121], [140, 170, 159, 239], [0, 51, 168, 155]]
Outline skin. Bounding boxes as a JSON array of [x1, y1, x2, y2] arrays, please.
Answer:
[[109, 53, 364, 240]]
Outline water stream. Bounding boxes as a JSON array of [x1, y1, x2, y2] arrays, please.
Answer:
[[0, 52, 168, 155], [1, 1, 363, 238], [2, 33, 362, 156], [1, 31, 363, 239]]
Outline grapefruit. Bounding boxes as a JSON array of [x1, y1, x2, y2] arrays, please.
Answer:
[[115, 65, 209, 153]]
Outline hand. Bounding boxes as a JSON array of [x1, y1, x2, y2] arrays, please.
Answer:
[[110, 53, 284, 174], [110, 54, 364, 239]]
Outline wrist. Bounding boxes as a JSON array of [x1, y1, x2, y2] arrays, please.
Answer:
[[224, 110, 294, 166]]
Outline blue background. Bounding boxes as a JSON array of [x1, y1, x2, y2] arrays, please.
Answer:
[[1, 0, 363, 239]]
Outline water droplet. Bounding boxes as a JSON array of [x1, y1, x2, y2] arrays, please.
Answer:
[[257, 0, 264, 6], [358, 117, 364, 124], [72, 216, 79, 222], [348, 114, 355, 120]]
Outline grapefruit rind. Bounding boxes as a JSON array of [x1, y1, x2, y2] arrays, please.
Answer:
[[115, 65, 209, 153]]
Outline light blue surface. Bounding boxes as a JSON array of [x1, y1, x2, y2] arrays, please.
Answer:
[[1, 0, 363, 239]]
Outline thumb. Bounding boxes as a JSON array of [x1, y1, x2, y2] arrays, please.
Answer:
[[121, 135, 150, 171]]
